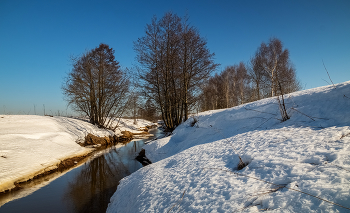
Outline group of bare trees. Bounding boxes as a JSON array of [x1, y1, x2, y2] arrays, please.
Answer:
[[62, 14, 300, 130], [200, 62, 250, 110], [134, 12, 218, 131], [200, 38, 301, 113]]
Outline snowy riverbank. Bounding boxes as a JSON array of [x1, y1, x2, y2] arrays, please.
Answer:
[[0, 116, 155, 193], [107, 81, 350, 212]]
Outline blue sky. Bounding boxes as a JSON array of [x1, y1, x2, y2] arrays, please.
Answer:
[[0, 0, 349, 115]]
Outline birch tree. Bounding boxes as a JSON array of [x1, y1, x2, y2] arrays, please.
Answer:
[[253, 37, 300, 97], [253, 38, 300, 121]]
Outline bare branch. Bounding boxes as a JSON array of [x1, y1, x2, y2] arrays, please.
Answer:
[[322, 59, 336, 89]]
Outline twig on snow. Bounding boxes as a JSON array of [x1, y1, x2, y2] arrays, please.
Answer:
[[167, 190, 187, 213], [335, 165, 350, 172], [248, 185, 287, 198], [237, 185, 287, 212], [256, 117, 273, 128], [203, 167, 350, 211], [340, 132, 350, 139], [244, 107, 277, 116], [290, 108, 315, 121]]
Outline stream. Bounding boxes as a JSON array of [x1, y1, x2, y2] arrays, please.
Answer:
[[0, 128, 163, 213]]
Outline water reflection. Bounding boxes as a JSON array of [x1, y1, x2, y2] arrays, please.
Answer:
[[63, 133, 157, 212], [0, 128, 163, 213], [63, 148, 133, 213]]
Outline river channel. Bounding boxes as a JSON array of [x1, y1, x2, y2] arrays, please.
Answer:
[[0, 128, 163, 213]]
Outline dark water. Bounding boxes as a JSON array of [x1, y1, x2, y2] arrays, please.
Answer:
[[0, 128, 162, 213]]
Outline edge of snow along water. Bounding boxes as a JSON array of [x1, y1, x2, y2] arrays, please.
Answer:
[[0, 116, 154, 193], [107, 81, 350, 213]]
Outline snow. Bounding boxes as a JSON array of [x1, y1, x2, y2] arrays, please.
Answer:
[[0, 116, 155, 193], [114, 118, 155, 131], [107, 81, 350, 213]]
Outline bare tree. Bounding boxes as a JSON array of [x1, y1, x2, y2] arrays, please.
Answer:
[[236, 62, 250, 104], [252, 37, 300, 121], [248, 55, 269, 101], [140, 98, 157, 122], [179, 18, 218, 120], [135, 12, 218, 131], [62, 44, 130, 128], [200, 62, 250, 111], [253, 37, 300, 97]]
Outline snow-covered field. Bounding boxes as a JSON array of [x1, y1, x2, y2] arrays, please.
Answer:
[[107, 81, 350, 212], [0, 116, 155, 193]]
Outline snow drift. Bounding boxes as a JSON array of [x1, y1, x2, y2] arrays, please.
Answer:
[[107, 81, 350, 212]]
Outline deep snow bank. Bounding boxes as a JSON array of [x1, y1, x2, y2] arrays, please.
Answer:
[[107, 81, 350, 212], [0, 115, 113, 192], [0, 116, 155, 193]]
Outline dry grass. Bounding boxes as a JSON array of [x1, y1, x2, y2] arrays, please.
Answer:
[[167, 190, 186, 213]]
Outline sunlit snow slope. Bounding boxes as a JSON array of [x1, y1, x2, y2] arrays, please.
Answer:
[[107, 81, 350, 213]]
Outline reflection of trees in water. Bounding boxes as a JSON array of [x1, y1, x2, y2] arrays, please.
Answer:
[[62, 130, 163, 213], [63, 149, 131, 213]]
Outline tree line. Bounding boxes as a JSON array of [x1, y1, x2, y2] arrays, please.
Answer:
[[62, 12, 300, 131], [200, 37, 301, 111]]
